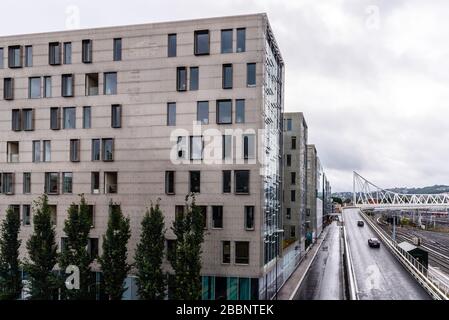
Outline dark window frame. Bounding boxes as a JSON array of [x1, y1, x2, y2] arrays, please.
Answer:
[[194, 30, 210, 56]]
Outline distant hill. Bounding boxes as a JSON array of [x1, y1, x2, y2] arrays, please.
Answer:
[[332, 185, 449, 200]]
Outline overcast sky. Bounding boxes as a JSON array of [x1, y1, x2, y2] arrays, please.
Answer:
[[2, 0, 448, 191]]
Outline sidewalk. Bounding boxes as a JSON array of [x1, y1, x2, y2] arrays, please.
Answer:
[[276, 228, 329, 300]]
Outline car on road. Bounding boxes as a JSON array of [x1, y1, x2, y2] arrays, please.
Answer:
[[368, 238, 381, 248], [357, 220, 364, 227]]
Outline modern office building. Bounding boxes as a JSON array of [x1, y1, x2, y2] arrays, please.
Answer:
[[305, 144, 317, 247], [0, 13, 284, 300]]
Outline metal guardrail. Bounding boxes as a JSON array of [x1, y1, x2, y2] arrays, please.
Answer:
[[359, 210, 449, 300], [341, 215, 359, 300]]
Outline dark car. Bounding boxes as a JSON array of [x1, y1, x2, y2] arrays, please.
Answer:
[[357, 220, 364, 227], [368, 238, 380, 248]]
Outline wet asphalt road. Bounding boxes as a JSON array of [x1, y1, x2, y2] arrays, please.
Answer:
[[344, 208, 431, 300]]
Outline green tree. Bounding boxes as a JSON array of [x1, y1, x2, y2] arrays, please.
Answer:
[[99, 202, 131, 300], [332, 197, 343, 205], [0, 207, 22, 300], [169, 193, 205, 300], [59, 194, 95, 300], [135, 201, 166, 299], [24, 194, 59, 300]]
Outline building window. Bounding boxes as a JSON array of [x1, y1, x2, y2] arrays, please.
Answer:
[[32, 141, 41, 163], [167, 239, 176, 261], [23, 109, 34, 131], [290, 226, 296, 238], [23, 173, 31, 194], [212, 206, 223, 229], [82, 39, 93, 63], [216, 100, 232, 124], [50, 107, 60, 130], [196, 101, 209, 125], [190, 67, 199, 90], [8, 45, 22, 68], [194, 30, 209, 55], [25, 45, 33, 67], [7, 142, 19, 163], [45, 172, 59, 194], [88, 238, 99, 258], [291, 190, 296, 202], [286, 154, 291, 167], [44, 76, 52, 98], [221, 29, 233, 53], [235, 170, 250, 194], [49, 42, 61, 65], [286, 208, 291, 219], [86, 206, 95, 228], [177, 136, 187, 159], [176, 67, 187, 91], [199, 206, 207, 229], [286, 119, 292, 131], [291, 172, 296, 185], [237, 28, 246, 53], [91, 172, 100, 194], [2, 173, 14, 194], [167, 102, 176, 126], [43, 140, 51, 162], [236, 99, 245, 123], [292, 136, 297, 149], [85, 73, 99, 96], [91, 139, 101, 161], [0, 48, 3, 69], [222, 135, 232, 160], [61, 74, 74, 97], [10, 206, 20, 220], [70, 139, 80, 162], [83, 106, 91, 129], [113, 38, 122, 61], [245, 206, 255, 230], [175, 205, 184, 222], [11, 110, 20, 131], [63, 107, 76, 129], [222, 64, 233, 89], [104, 172, 118, 194], [22, 205, 31, 226], [63, 172, 73, 194], [247, 63, 256, 86], [49, 206, 57, 225], [102, 139, 114, 161], [4, 78, 14, 100], [168, 33, 177, 57], [165, 171, 175, 194], [104, 72, 117, 95], [63, 42, 72, 64], [111, 104, 122, 128], [189, 171, 200, 193], [223, 170, 231, 193], [222, 241, 231, 264], [29, 77, 41, 99], [243, 134, 256, 160], [235, 241, 249, 264], [190, 136, 203, 160]]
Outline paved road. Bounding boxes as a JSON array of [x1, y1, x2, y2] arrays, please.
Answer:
[[295, 221, 344, 300], [343, 208, 430, 300]]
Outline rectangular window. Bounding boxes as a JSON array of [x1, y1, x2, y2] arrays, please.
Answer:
[[291, 226, 296, 238], [85, 73, 99, 96], [49, 42, 61, 65], [42, 140, 51, 162], [63, 107, 76, 129], [189, 171, 200, 193], [176, 67, 187, 91], [245, 206, 255, 230], [235, 241, 249, 264], [168, 34, 177, 57], [88, 238, 99, 258], [104, 172, 118, 194], [7, 141, 19, 163], [32, 141, 41, 163], [243, 134, 256, 160], [22, 205, 31, 226], [222, 135, 232, 160], [50, 107, 60, 130], [63, 42, 72, 64], [236, 99, 245, 123], [235, 170, 250, 194], [10, 206, 20, 220], [63, 172, 73, 194], [22, 109, 34, 131], [247, 63, 256, 86], [91, 172, 100, 194], [45, 172, 59, 194], [25, 46, 33, 67], [212, 206, 223, 229], [86, 206, 95, 228], [222, 241, 231, 264], [291, 190, 296, 202], [12, 109, 21, 131], [44, 76, 52, 98], [8, 45, 22, 68], [111, 104, 122, 128], [196, 101, 209, 125], [286, 119, 292, 131], [190, 67, 199, 90], [104, 72, 117, 95], [102, 138, 114, 161], [286, 208, 291, 219], [222, 64, 233, 89], [29, 77, 41, 99], [113, 38, 122, 61], [237, 28, 246, 53], [0, 48, 3, 68], [292, 136, 297, 149], [291, 172, 296, 185], [165, 171, 175, 194], [4, 78, 14, 100], [190, 136, 203, 160], [23, 173, 31, 194], [83, 106, 91, 129], [177, 136, 187, 159], [223, 170, 231, 193], [91, 139, 101, 161], [2, 173, 14, 194], [70, 139, 80, 162], [175, 205, 184, 222], [82, 39, 93, 63], [61, 74, 74, 97], [286, 154, 291, 167], [167, 102, 176, 126], [217, 100, 232, 124], [194, 30, 209, 55], [221, 29, 233, 53]]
